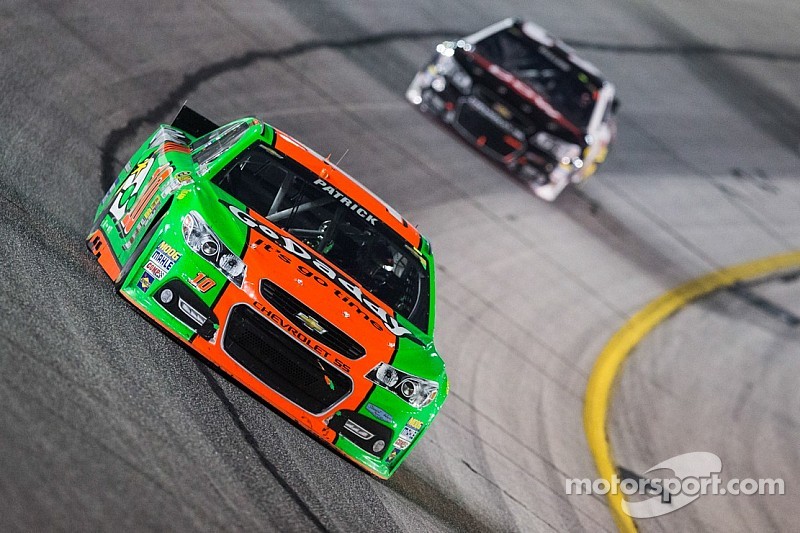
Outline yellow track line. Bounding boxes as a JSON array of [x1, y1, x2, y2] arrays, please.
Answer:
[[584, 250, 800, 533]]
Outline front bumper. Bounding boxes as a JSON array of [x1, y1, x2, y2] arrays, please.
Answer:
[[97, 227, 442, 479]]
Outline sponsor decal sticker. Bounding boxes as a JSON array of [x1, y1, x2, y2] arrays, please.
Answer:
[[392, 420, 422, 451], [407, 417, 423, 430], [144, 260, 167, 280], [140, 196, 162, 224], [393, 437, 412, 450], [158, 170, 194, 202], [150, 249, 176, 273], [174, 170, 193, 184], [400, 425, 419, 442], [137, 271, 154, 292], [109, 157, 155, 226], [156, 241, 181, 261], [148, 241, 181, 276], [366, 403, 393, 424]]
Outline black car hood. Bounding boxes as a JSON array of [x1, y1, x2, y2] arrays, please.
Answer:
[[454, 47, 585, 145]]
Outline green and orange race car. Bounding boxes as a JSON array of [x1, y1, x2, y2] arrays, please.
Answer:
[[87, 106, 447, 478]]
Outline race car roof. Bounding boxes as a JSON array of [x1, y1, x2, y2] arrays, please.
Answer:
[[271, 129, 423, 250]]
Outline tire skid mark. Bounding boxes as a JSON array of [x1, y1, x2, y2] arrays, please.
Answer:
[[460, 459, 563, 531], [567, 41, 800, 62], [192, 359, 330, 533], [584, 251, 800, 533], [99, 26, 800, 190], [99, 29, 465, 189]]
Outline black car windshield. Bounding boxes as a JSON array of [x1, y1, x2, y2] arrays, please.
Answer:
[[212, 142, 430, 332], [474, 27, 599, 128]]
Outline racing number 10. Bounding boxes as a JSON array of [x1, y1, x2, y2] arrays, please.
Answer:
[[190, 273, 216, 293]]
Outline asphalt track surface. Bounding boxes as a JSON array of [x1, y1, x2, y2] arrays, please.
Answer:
[[611, 273, 800, 531], [0, 1, 798, 531]]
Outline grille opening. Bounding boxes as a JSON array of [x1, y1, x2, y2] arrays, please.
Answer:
[[223, 304, 352, 414], [260, 279, 366, 359], [455, 102, 521, 159]]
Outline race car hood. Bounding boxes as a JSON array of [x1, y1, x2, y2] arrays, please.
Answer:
[[188, 187, 435, 376]]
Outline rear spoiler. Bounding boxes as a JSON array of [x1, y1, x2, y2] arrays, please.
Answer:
[[171, 105, 219, 139]]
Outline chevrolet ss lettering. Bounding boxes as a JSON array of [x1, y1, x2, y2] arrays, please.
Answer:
[[87, 106, 446, 478]]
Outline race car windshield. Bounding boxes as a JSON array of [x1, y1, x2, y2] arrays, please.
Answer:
[[474, 27, 599, 128], [212, 142, 431, 332]]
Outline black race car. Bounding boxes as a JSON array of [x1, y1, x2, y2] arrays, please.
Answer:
[[407, 18, 618, 201]]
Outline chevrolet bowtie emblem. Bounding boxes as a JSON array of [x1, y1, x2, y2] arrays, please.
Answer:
[[492, 102, 512, 120], [296, 312, 327, 334]]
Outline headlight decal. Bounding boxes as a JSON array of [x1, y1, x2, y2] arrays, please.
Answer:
[[182, 211, 246, 287]]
